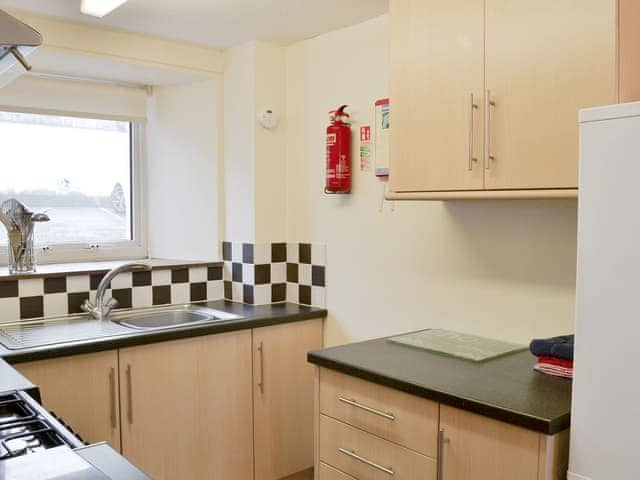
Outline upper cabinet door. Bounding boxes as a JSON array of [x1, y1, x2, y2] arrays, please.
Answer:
[[484, 0, 617, 190], [389, 0, 485, 192]]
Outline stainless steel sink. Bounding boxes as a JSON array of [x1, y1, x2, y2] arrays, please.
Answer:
[[111, 304, 241, 330]]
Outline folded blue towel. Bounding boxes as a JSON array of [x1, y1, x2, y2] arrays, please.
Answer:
[[529, 335, 574, 361]]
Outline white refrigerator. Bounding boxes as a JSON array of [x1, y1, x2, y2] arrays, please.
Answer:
[[570, 102, 640, 480]]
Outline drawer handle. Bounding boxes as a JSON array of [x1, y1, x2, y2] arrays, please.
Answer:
[[338, 397, 396, 421], [339, 447, 395, 476]]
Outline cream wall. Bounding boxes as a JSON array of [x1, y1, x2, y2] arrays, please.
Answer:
[[147, 78, 222, 260], [285, 15, 577, 346], [223, 41, 287, 243]]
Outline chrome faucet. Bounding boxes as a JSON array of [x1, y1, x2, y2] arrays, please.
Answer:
[[82, 262, 151, 320], [0, 199, 49, 273]]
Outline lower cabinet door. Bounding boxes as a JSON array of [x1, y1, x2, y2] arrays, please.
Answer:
[[253, 318, 324, 480], [319, 415, 437, 480], [119, 331, 254, 480], [439, 405, 540, 480], [15, 350, 121, 450]]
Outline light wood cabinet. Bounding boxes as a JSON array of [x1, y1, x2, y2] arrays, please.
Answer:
[[319, 415, 437, 480], [318, 463, 357, 480], [388, 0, 485, 193], [315, 368, 569, 480], [15, 350, 121, 451], [483, 0, 617, 190], [119, 331, 254, 480], [254, 319, 324, 480], [387, 0, 639, 199], [14, 319, 324, 480], [439, 405, 539, 479], [319, 368, 438, 457]]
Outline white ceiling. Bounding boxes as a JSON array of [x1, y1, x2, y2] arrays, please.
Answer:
[[0, 0, 389, 49]]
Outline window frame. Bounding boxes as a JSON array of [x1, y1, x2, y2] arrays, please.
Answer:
[[0, 116, 148, 265]]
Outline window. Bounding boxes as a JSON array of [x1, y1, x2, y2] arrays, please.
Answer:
[[0, 110, 146, 263]]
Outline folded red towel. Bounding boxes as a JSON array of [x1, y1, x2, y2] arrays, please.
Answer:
[[534, 363, 573, 379], [538, 356, 573, 369]]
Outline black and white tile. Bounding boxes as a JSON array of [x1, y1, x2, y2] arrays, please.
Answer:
[[222, 241, 326, 307], [286, 243, 326, 308], [0, 264, 224, 323]]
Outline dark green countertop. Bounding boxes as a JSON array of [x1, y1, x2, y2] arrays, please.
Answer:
[[1, 301, 327, 364], [308, 334, 571, 435]]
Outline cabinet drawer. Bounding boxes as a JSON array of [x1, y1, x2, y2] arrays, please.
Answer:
[[319, 415, 437, 480], [318, 463, 357, 480], [319, 368, 438, 456]]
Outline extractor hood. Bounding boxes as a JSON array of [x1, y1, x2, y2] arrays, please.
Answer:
[[0, 10, 42, 73]]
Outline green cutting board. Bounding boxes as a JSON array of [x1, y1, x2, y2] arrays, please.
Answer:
[[388, 329, 526, 362]]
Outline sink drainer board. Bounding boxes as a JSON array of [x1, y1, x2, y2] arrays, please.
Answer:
[[388, 329, 526, 362], [0, 317, 133, 350]]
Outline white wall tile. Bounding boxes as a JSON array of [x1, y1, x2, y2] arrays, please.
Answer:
[[232, 242, 243, 262], [254, 285, 271, 305], [171, 284, 189, 304], [242, 264, 254, 285], [44, 294, 67, 317], [189, 267, 207, 283], [287, 243, 299, 263], [132, 287, 153, 308], [110, 272, 132, 289], [311, 244, 326, 266], [286, 283, 298, 304], [207, 281, 224, 300], [0, 298, 19, 323], [151, 269, 171, 285], [270, 263, 286, 283], [223, 262, 232, 281], [232, 282, 243, 302], [18, 278, 44, 297], [67, 275, 90, 293], [311, 287, 326, 308], [253, 244, 271, 264], [299, 264, 312, 285]]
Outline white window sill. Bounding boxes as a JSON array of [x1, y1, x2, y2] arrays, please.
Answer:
[[0, 258, 222, 280]]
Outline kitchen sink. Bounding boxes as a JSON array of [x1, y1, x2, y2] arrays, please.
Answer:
[[112, 304, 241, 330], [0, 304, 243, 350]]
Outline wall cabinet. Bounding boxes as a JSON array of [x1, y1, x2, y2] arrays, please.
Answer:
[[315, 368, 569, 480], [15, 350, 121, 451], [15, 319, 324, 480], [254, 319, 324, 480], [387, 0, 639, 199]]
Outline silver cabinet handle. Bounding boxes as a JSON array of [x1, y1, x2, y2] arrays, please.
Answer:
[[109, 367, 116, 430], [484, 90, 496, 170], [126, 364, 133, 425], [468, 93, 478, 171], [257, 341, 264, 393], [339, 448, 394, 476], [437, 428, 446, 480], [338, 397, 395, 421]]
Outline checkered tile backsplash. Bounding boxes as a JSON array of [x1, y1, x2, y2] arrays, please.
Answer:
[[0, 264, 224, 323], [222, 242, 326, 307]]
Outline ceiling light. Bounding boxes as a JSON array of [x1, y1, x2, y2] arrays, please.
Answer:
[[80, 0, 128, 18]]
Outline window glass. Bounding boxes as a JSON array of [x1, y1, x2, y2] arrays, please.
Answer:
[[0, 111, 133, 247]]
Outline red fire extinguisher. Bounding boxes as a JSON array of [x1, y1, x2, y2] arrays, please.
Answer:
[[325, 105, 352, 194]]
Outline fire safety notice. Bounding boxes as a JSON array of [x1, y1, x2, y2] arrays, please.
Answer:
[[360, 125, 371, 172]]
